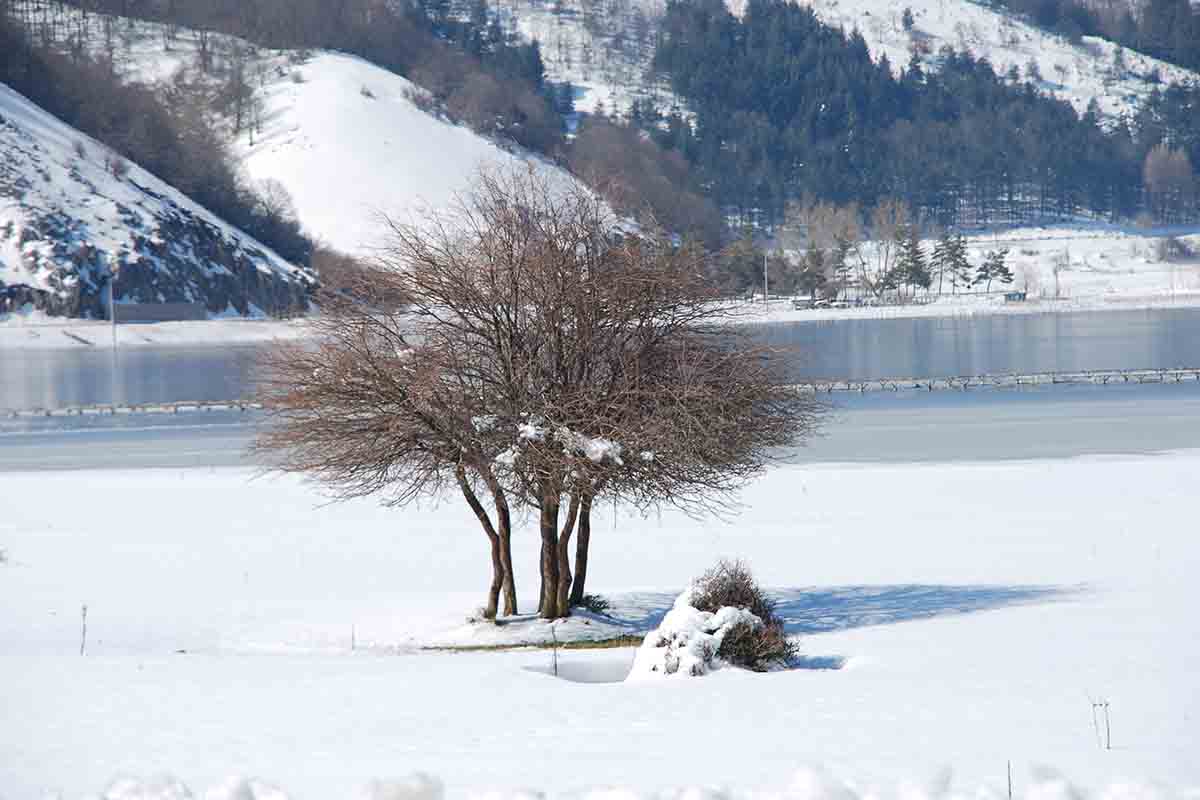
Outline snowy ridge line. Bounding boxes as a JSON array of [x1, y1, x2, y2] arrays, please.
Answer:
[[800, 367, 1200, 393], [3, 401, 265, 418]]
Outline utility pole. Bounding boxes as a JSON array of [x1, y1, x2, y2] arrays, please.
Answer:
[[763, 249, 769, 305], [110, 265, 119, 408], [109, 264, 118, 349]]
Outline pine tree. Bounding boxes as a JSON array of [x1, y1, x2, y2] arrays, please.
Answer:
[[931, 231, 953, 296], [831, 235, 854, 300], [973, 254, 992, 291], [897, 225, 930, 299], [949, 234, 972, 294], [980, 248, 1013, 292]]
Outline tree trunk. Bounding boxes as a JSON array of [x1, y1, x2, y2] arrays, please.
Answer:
[[569, 492, 593, 606], [456, 466, 503, 620], [556, 492, 581, 615], [538, 494, 562, 619], [487, 475, 518, 616]]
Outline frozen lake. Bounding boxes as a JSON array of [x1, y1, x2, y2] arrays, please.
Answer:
[[1, 307, 1197, 410]]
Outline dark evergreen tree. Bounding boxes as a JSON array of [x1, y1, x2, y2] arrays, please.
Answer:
[[897, 225, 931, 297], [931, 231, 953, 296]]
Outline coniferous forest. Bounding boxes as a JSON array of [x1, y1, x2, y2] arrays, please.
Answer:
[[649, 0, 1199, 228]]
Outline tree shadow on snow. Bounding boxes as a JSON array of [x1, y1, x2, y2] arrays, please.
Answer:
[[771, 583, 1081, 635], [608, 583, 1080, 639]]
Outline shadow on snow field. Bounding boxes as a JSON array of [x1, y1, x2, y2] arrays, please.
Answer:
[[608, 583, 1079, 638]]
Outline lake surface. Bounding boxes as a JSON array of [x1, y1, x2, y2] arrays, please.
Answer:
[[0, 345, 261, 411], [2, 308, 1198, 410], [753, 307, 1199, 381]]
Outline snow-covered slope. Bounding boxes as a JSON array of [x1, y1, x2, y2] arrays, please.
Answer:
[[0, 83, 314, 320], [235, 52, 581, 256], [2, 6, 587, 264], [504, 0, 681, 118], [780, 0, 1199, 120]]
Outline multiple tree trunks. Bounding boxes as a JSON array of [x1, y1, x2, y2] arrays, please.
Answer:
[[533, 490, 593, 619]]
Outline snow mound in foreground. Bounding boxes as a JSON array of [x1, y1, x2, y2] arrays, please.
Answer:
[[358, 774, 444, 800], [626, 588, 763, 679], [90, 769, 1185, 800]]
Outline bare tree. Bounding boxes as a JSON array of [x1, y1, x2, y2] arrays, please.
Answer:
[[257, 167, 824, 621], [1144, 143, 1196, 224]]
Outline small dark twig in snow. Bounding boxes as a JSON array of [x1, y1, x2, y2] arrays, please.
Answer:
[[1090, 698, 1112, 750], [80, 605, 88, 656], [1103, 702, 1111, 750], [1007, 760, 1012, 800], [550, 625, 559, 677]]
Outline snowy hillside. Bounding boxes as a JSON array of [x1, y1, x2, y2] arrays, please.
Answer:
[[504, 0, 1199, 123], [2, 6, 586, 262], [0, 83, 315, 320], [504, 0, 682, 118], [236, 53, 580, 256], [779, 0, 1200, 119]]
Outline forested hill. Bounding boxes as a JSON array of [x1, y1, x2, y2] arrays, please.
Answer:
[[647, 0, 1200, 228]]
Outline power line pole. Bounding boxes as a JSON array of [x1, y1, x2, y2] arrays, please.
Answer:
[[763, 249, 769, 305]]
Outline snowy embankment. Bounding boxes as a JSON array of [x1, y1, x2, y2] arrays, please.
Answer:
[[0, 314, 310, 350], [778, 0, 1199, 120], [2, 450, 1198, 796]]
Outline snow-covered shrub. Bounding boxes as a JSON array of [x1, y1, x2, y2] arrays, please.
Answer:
[[691, 559, 796, 670], [627, 589, 764, 679]]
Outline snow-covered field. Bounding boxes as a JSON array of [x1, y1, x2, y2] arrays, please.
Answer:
[[2, 448, 1197, 797]]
